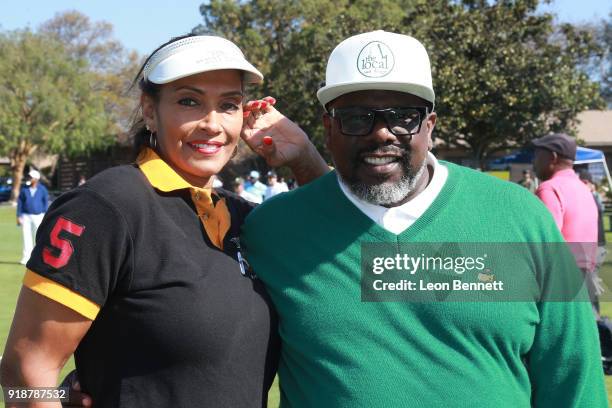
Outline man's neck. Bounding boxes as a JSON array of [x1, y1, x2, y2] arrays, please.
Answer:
[[550, 165, 574, 178]]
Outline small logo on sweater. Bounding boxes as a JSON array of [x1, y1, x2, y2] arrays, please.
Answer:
[[478, 269, 495, 283]]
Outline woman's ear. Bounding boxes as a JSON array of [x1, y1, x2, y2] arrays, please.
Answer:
[[141, 94, 157, 132]]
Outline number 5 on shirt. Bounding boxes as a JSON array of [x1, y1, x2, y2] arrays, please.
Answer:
[[43, 217, 85, 269]]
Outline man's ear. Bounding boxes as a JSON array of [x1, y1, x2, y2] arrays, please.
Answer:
[[141, 94, 157, 132], [550, 151, 559, 164], [425, 111, 437, 136], [323, 112, 332, 150]]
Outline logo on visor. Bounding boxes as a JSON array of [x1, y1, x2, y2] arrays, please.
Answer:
[[194, 50, 236, 66], [357, 41, 395, 78]]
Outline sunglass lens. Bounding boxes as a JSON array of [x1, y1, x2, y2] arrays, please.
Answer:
[[387, 109, 421, 135], [339, 109, 373, 135]]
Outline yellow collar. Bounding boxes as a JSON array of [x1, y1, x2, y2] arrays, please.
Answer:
[[136, 148, 229, 250], [137, 147, 198, 192]]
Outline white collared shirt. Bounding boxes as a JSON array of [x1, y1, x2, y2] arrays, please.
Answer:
[[338, 152, 448, 235]]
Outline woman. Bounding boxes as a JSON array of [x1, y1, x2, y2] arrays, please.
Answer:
[[0, 34, 328, 407]]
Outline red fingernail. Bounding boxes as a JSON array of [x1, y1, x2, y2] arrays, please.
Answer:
[[253, 102, 260, 109], [243, 111, 251, 118], [263, 136, 273, 146], [260, 102, 268, 109], [264, 96, 276, 105]]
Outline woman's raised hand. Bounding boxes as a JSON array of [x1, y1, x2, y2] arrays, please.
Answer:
[[241, 96, 329, 185], [241, 96, 311, 168]]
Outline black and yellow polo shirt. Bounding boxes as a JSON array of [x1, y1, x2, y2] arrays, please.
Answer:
[[24, 148, 279, 407]]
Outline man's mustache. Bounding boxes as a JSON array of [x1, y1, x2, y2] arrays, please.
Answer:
[[359, 144, 409, 157]]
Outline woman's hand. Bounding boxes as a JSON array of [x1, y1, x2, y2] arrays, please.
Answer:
[[242, 97, 308, 168], [241, 96, 329, 185]]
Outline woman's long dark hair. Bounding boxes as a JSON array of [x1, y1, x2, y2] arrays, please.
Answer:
[[129, 34, 196, 155]]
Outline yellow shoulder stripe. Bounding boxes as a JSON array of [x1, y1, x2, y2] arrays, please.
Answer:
[[23, 269, 100, 320]]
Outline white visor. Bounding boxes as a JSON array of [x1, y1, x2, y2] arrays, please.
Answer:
[[143, 36, 263, 85]]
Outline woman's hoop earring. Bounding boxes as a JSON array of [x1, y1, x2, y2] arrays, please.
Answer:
[[146, 126, 157, 150]]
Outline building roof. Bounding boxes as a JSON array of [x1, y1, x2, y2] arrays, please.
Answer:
[[577, 110, 612, 146]]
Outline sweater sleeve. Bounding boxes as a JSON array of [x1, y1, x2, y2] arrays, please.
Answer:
[[528, 300, 607, 407], [527, 214, 607, 406]]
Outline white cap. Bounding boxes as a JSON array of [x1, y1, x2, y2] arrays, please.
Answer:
[[28, 169, 40, 180], [317, 31, 435, 108], [249, 170, 260, 179], [143, 36, 263, 85]]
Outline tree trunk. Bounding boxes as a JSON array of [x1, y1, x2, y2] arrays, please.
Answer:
[[9, 149, 29, 205]]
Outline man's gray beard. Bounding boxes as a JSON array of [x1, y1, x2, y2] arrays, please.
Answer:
[[340, 159, 427, 206]]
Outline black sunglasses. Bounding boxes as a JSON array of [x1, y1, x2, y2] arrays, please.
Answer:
[[328, 106, 428, 137]]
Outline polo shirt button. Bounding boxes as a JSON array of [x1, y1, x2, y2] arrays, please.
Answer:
[[194, 192, 200, 200], [202, 214, 209, 220]]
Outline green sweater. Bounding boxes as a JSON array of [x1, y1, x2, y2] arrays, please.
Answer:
[[242, 163, 607, 408]]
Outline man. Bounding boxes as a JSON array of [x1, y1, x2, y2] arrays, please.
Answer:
[[245, 170, 266, 202], [263, 170, 288, 200], [532, 134, 598, 247], [578, 170, 607, 315], [533, 134, 600, 314], [518, 169, 536, 193], [232, 176, 262, 203], [16, 169, 48, 265], [242, 31, 606, 407], [579, 170, 607, 254]]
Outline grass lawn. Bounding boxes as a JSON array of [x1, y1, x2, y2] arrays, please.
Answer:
[[1, 203, 611, 406]]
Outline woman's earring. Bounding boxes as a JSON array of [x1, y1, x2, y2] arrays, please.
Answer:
[[146, 125, 157, 150]]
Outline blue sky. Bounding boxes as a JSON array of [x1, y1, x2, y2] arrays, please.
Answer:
[[2, 0, 610, 56]]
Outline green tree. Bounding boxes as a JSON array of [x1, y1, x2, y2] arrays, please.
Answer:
[[593, 13, 611, 105], [39, 10, 142, 131], [196, 0, 604, 168], [0, 29, 114, 202], [412, 0, 604, 166]]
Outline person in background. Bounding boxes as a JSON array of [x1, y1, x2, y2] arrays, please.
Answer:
[[77, 175, 87, 187], [518, 169, 536, 193], [16, 169, 49, 265], [579, 170, 607, 313], [532, 133, 600, 314], [286, 178, 297, 190], [232, 176, 262, 204], [263, 170, 288, 200], [245, 170, 267, 201], [212, 175, 224, 188]]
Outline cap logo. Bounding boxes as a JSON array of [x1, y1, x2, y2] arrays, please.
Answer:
[[194, 50, 234, 66], [356, 41, 395, 78]]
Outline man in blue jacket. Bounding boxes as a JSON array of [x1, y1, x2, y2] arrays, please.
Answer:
[[17, 169, 49, 264]]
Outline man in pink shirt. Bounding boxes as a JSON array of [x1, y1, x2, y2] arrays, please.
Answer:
[[533, 133, 600, 313]]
